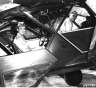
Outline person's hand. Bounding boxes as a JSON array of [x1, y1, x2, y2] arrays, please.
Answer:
[[39, 37, 45, 46]]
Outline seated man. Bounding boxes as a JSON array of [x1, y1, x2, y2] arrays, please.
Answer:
[[13, 22, 32, 53], [58, 11, 78, 33]]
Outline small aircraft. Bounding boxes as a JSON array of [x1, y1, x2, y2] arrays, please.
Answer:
[[0, 0, 96, 87]]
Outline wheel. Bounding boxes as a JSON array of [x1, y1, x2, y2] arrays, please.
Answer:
[[64, 70, 82, 86]]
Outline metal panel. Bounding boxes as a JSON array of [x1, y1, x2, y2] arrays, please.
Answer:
[[13, 0, 86, 6], [62, 27, 94, 51], [47, 33, 86, 68], [0, 49, 57, 74]]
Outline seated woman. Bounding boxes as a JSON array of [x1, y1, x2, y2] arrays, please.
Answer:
[[14, 22, 44, 53], [13, 22, 32, 53]]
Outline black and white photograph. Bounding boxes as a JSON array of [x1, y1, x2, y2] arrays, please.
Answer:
[[0, 0, 96, 87]]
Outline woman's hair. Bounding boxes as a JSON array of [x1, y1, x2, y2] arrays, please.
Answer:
[[16, 22, 26, 31]]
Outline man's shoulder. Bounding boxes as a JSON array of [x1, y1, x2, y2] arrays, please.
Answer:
[[14, 33, 25, 42], [16, 33, 24, 38], [63, 18, 72, 25], [65, 18, 70, 20], [64, 18, 71, 23]]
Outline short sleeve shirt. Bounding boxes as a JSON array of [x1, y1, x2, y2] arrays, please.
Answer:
[[14, 33, 31, 52]]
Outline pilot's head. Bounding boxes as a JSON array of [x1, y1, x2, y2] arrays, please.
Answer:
[[17, 22, 26, 35], [69, 11, 78, 21]]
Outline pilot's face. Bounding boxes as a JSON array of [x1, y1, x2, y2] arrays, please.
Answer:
[[18, 26, 26, 35], [69, 13, 77, 21]]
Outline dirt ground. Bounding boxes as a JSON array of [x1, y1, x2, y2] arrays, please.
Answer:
[[3, 69, 96, 87]]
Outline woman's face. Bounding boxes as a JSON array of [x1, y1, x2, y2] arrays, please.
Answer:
[[18, 26, 26, 35]]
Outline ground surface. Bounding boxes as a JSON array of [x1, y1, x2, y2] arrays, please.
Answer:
[[3, 69, 96, 87], [38, 69, 96, 87]]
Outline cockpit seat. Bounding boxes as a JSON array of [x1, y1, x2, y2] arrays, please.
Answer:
[[81, 16, 96, 28]]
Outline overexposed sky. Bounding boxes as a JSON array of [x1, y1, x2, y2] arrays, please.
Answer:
[[0, 3, 19, 11], [86, 0, 96, 13]]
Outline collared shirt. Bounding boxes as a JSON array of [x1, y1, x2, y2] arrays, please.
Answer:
[[14, 33, 32, 53], [58, 18, 78, 33], [53, 18, 78, 33]]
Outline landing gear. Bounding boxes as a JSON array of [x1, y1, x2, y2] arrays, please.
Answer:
[[59, 70, 82, 86]]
